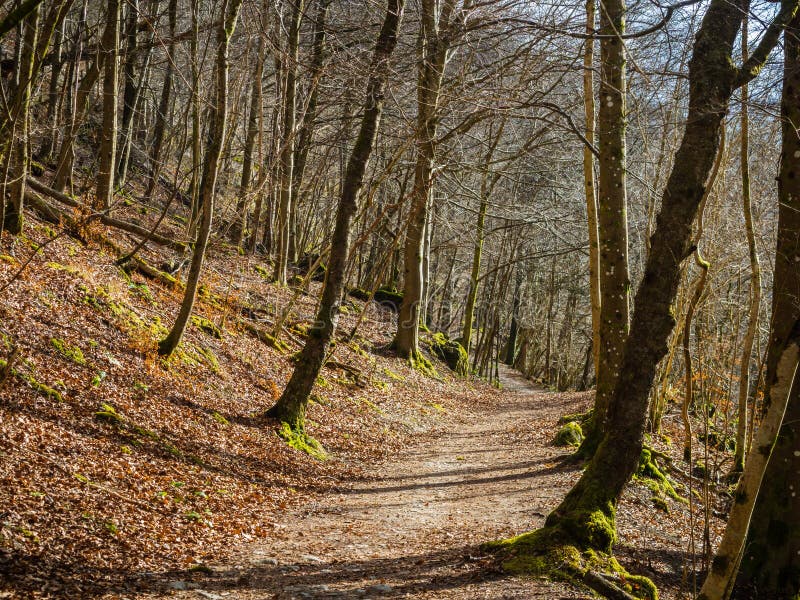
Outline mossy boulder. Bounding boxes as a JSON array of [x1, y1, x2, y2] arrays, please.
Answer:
[[373, 286, 403, 312], [554, 421, 583, 447], [427, 332, 468, 375]]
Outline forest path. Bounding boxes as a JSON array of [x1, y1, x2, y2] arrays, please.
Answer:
[[156, 367, 589, 599]]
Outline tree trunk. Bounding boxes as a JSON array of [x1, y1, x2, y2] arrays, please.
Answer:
[[266, 0, 404, 428], [2, 5, 38, 234], [735, 14, 800, 595], [52, 1, 100, 193], [37, 16, 63, 162], [291, 0, 329, 213], [188, 0, 202, 234], [115, 0, 139, 187], [504, 267, 523, 365], [394, 0, 459, 359], [584, 0, 601, 378], [273, 0, 304, 284], [233, 33, 266, 246], [158, 0, 243, 356], [733, 14, 762, 474], [95, 0, 121, 211], [699, 323, 800, 600], [145, 0, 177, 200], [579, 0, 630, 457]]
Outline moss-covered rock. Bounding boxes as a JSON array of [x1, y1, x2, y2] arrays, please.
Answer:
[[373, 286, 403, 312], [427, 332, 468, 375], [555, 421, 584, 447]]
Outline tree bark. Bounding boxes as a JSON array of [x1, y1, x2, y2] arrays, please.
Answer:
[[233, 33, 266, 246], [583, 0, 601, 379], [394, 0, 460, 359], [579, 0, 630, 457], [273, 0, 305, 284], [735, 13, 800, 596], [699, 323, 800, 599], [733, 14, 762, 473], [145, 0, 177, 200], [2, 6, 38, 234], [95, 0, 121, 211]]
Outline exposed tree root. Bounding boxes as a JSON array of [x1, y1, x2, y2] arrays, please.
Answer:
[[483, 524, 658, 600]]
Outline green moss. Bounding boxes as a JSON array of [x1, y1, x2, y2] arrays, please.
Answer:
[[261, 331, 290, 354], [384, 368, 404, 382], [46, 261, 80, 275], [636, 447, 687, 510], [483, 522, 656, 600], [196, 345, 221, 373], [409, 349, 439, 379], [427, 333, 468, 375], [210, 411, 229, 425], [191, 316, 222, 339], [253, 264, 271, 279], [51, 338, 86, 365], [130, 282, 154, 302], [12, 367, 63, 402], [95, 402, 123, 424], [359, 398, 385, 414], [277, 422, 327, 460], [289, 322, 309, 338], [373, 286, 403, 311], [555, 421, 583, 447]]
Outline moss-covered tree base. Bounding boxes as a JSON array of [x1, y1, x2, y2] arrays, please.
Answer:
[[276, 422, 327, 461], [555, 421, 584, 447], [409, 348, 439, 379], [483, 525, 657, 600]]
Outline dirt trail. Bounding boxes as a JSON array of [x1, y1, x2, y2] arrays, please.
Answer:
[[157, 368, 590, 599]]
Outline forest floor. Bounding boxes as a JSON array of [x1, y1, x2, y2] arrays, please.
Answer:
[[134, 366, 708, 600], [136, 366, 586, 600], [0, 208, 721, 600]]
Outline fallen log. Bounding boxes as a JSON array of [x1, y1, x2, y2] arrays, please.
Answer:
[[28, 178, 188, 252]]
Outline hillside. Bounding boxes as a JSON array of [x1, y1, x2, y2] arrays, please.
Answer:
[[0, 209, 495, 597]]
